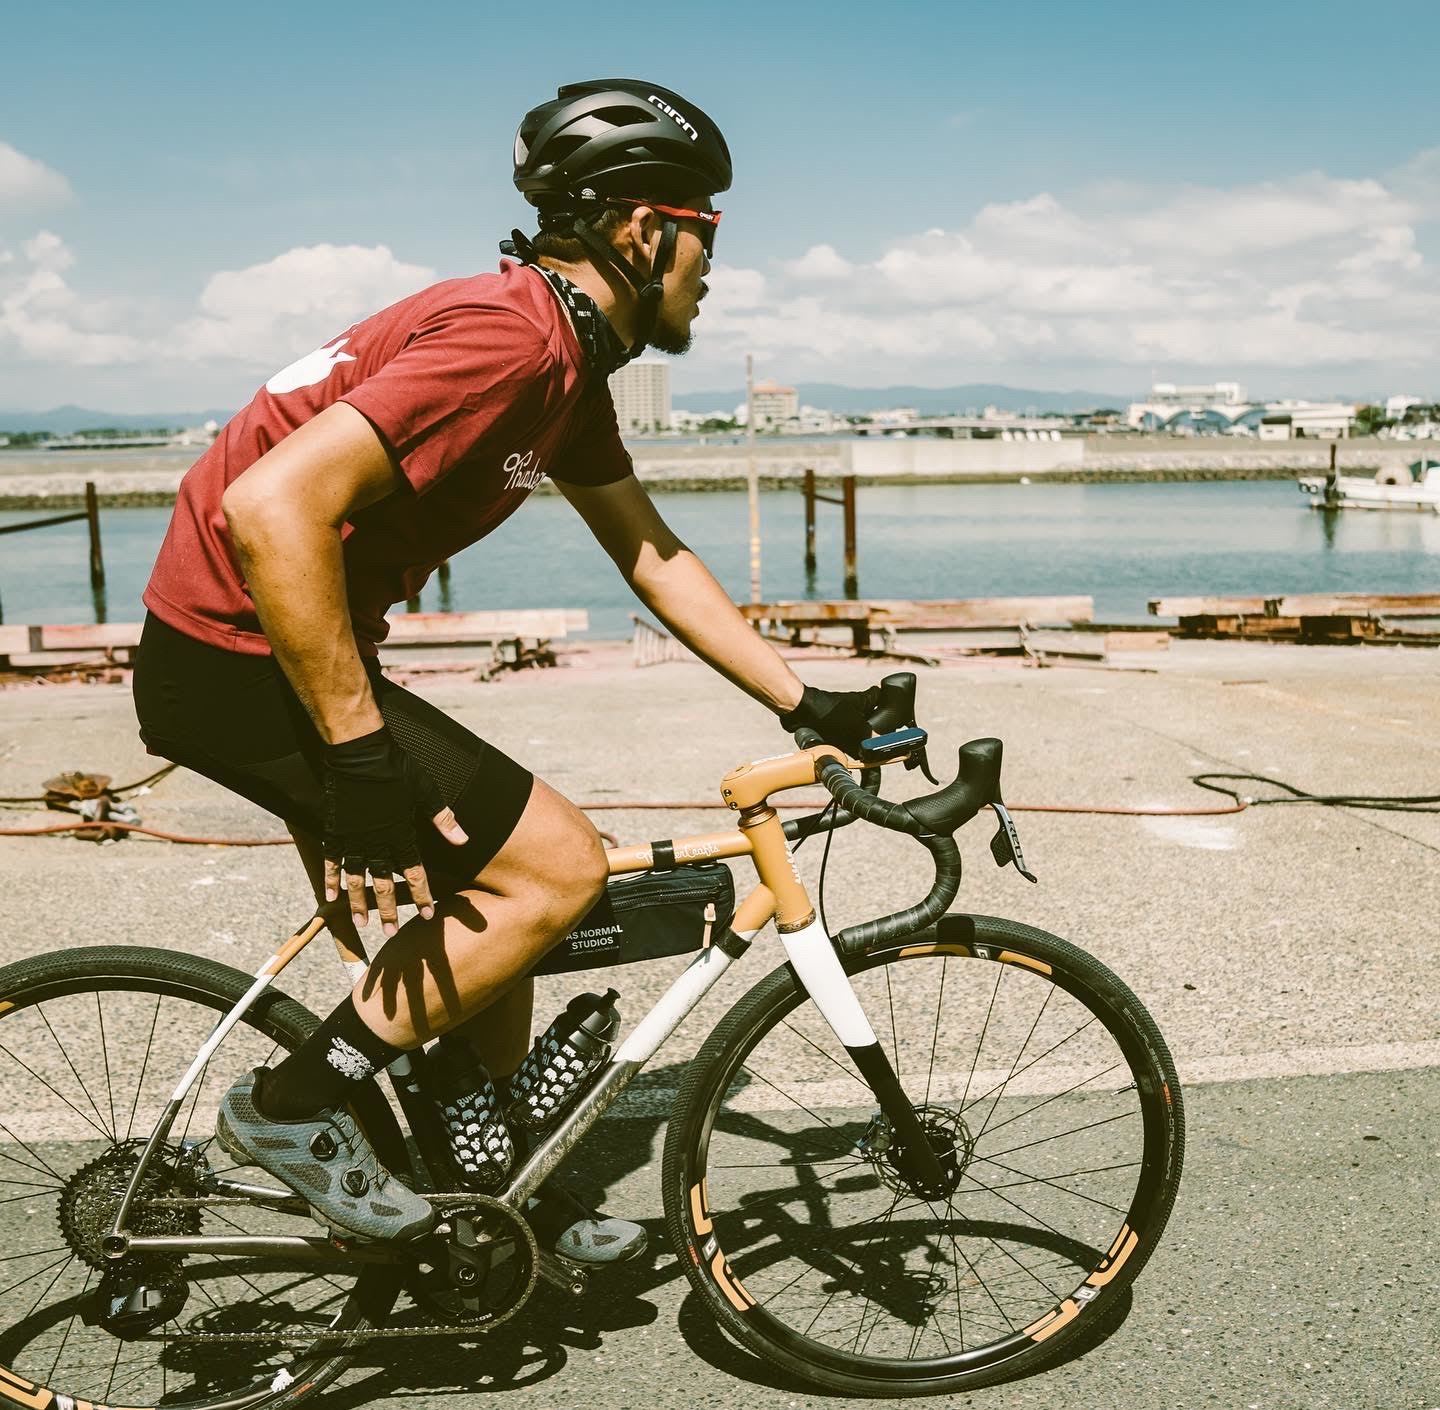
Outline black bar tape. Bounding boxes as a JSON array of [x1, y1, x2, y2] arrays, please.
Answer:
[[815, 758, 928, 837], [650, 839, 676, 871], [836, 836, 962, 955]]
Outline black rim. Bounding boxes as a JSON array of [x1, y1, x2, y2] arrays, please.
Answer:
[[0, 965, 376, 1410], [687, 938, 1177, 1380]]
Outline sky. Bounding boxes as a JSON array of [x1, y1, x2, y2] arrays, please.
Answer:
[[3, 0, 1439, 414]]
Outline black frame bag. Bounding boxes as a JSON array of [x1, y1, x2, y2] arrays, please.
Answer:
[[531, 862, 736, 976]]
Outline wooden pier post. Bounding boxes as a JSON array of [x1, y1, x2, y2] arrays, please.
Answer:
[[1324, 442, 1339, 509], [842, 475, 858, 597], [803, 469, 817, 574], [85, 481, 105, 589]]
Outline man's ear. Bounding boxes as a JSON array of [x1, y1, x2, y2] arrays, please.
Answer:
[[618, 204, 656, 257]]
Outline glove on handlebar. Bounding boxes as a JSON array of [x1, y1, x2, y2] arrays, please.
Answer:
[[780, 685, 882, 757], [322, 726, 446, 880]]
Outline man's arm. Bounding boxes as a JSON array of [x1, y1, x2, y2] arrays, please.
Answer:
[[220, 401, 399, 744], [556, 474, 804, 715], [222, 401, 466, 926]]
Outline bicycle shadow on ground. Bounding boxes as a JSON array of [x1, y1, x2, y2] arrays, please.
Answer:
[[319, 1059, 1135, 1404]]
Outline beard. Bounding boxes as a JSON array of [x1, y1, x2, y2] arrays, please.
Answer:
[[647, 306, 695, 356], [646, 282, 706, 355]]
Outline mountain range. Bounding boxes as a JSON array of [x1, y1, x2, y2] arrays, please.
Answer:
[[0, 405, 236, 435], [672, 383, 1130, 415]]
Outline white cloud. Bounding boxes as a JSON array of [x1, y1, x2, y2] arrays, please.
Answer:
[[0, 232, 144, 366], [0, 141, 72, 210], [176, 243, 435, 365], [686, 166, 1440, 390]]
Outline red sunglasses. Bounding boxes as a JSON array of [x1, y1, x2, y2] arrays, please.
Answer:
[[609, 198, 722, 256]]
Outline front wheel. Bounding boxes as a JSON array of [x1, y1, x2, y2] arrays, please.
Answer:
[[662, 915, 1184, 1397]]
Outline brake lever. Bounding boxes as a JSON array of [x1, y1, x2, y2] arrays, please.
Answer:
[[906, 746, 940, 786], [989, 802, 1038, 884]]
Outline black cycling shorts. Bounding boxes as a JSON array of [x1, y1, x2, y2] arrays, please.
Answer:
[[132, 612, 535, 891]]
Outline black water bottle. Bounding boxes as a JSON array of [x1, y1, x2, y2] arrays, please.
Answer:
[[508, 989, 621, 1135]]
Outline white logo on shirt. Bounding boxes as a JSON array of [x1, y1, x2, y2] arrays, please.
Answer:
[[504, 448, 546, 491], [266, 336, 357, 395]]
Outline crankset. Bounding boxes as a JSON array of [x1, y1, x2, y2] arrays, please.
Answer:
[[408, 1195, 539, 1331]]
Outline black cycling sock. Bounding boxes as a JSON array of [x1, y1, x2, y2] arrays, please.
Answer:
[[256, 994, 408, 1121]]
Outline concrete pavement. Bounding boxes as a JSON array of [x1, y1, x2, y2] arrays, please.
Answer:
[[0, 640, 1436, 1408]]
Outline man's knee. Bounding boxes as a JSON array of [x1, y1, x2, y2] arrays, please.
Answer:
[[471, 782, 609, 926]]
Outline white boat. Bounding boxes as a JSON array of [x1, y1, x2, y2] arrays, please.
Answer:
[[1298, 458, 1440, 512]]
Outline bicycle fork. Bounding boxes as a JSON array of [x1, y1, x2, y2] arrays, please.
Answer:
[[778, 917, 955, 1199]]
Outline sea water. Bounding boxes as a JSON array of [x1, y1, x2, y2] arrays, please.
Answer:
[[1, 480, 1436, 635]]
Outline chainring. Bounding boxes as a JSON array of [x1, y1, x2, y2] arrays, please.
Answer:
[[409, 1195, 538, 1331]]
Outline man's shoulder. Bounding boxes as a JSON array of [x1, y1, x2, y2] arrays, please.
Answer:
[[397, 264, 553, 333]]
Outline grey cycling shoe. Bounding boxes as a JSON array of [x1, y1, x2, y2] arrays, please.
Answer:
[[526, 1182, 648, 1265], [216, 1069, 434, 1242]]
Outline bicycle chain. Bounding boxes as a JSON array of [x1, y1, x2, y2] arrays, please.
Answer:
[[119, 1194, 540, 1344]]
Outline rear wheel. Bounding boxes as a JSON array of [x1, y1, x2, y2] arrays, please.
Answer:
[[663, 915, 1184, 1396], [0, 946, 403, 1410]]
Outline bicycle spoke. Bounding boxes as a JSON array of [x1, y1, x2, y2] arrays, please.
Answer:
[[0, 1175, 64, 1191], [0, 1038, 112, 1143], [980, 1101, 1131, 1159], [103, 1321, 124, 1405], [0, 1137, 65, 1185], [980, 1232, 1066, 1300], [960, 964, 1003, 1109], [972, 984, 1052, 1146], [37, 1004, 114, 1142], [737, 1063, 841, 1132], [922, 955, 947, 1108], [779, 1019, 871, 1093], [95, 993, 119, 1148], [960, 1015, 1100, 1118], [0, 1251, 73, 1302], [945, 1191, 966, 1352], [47, 1265, 92, 1387], [123, 992, 163, 1143]]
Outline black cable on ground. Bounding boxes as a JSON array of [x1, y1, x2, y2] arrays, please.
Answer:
[[1191, 773, 1440, 813]]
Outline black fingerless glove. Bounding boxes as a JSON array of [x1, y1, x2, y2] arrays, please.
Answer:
[[322, 727, 445, 880], [779, 684, 882, 757]]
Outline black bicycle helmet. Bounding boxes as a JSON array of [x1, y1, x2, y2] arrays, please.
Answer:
[[514, 79, 732, 204], [505, 80, 732, 357]]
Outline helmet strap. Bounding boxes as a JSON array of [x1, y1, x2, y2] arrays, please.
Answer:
[[569, 214, 678, 357], [502, 208, 679, 357]]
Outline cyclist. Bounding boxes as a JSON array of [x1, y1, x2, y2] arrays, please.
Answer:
[[132, 79, 879, 1256]]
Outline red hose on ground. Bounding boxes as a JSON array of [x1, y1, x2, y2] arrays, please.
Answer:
[[0, 794, 1248, 847]]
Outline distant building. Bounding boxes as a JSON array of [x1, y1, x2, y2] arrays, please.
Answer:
[[751, 380, 799, 427], [609, 360, 671, 434], [1386, 394, 1423, 420], [1127, 381, 1247, 429], [670, 407, 733, 432]]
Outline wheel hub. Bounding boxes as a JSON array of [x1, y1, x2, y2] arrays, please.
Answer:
[[857, 1105, 975, 1199]]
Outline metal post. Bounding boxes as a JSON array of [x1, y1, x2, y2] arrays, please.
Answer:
[[842, 475, 858, 598], [85, 481, 105, 588], [803, 468, 817, 575], [746, 354, 761, 604]]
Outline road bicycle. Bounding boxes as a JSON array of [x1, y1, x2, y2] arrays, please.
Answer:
[[0, 673, 1183, 1408]]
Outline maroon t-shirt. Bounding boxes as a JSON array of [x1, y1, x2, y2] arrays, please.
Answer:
[[144, 261, 632, 655]]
